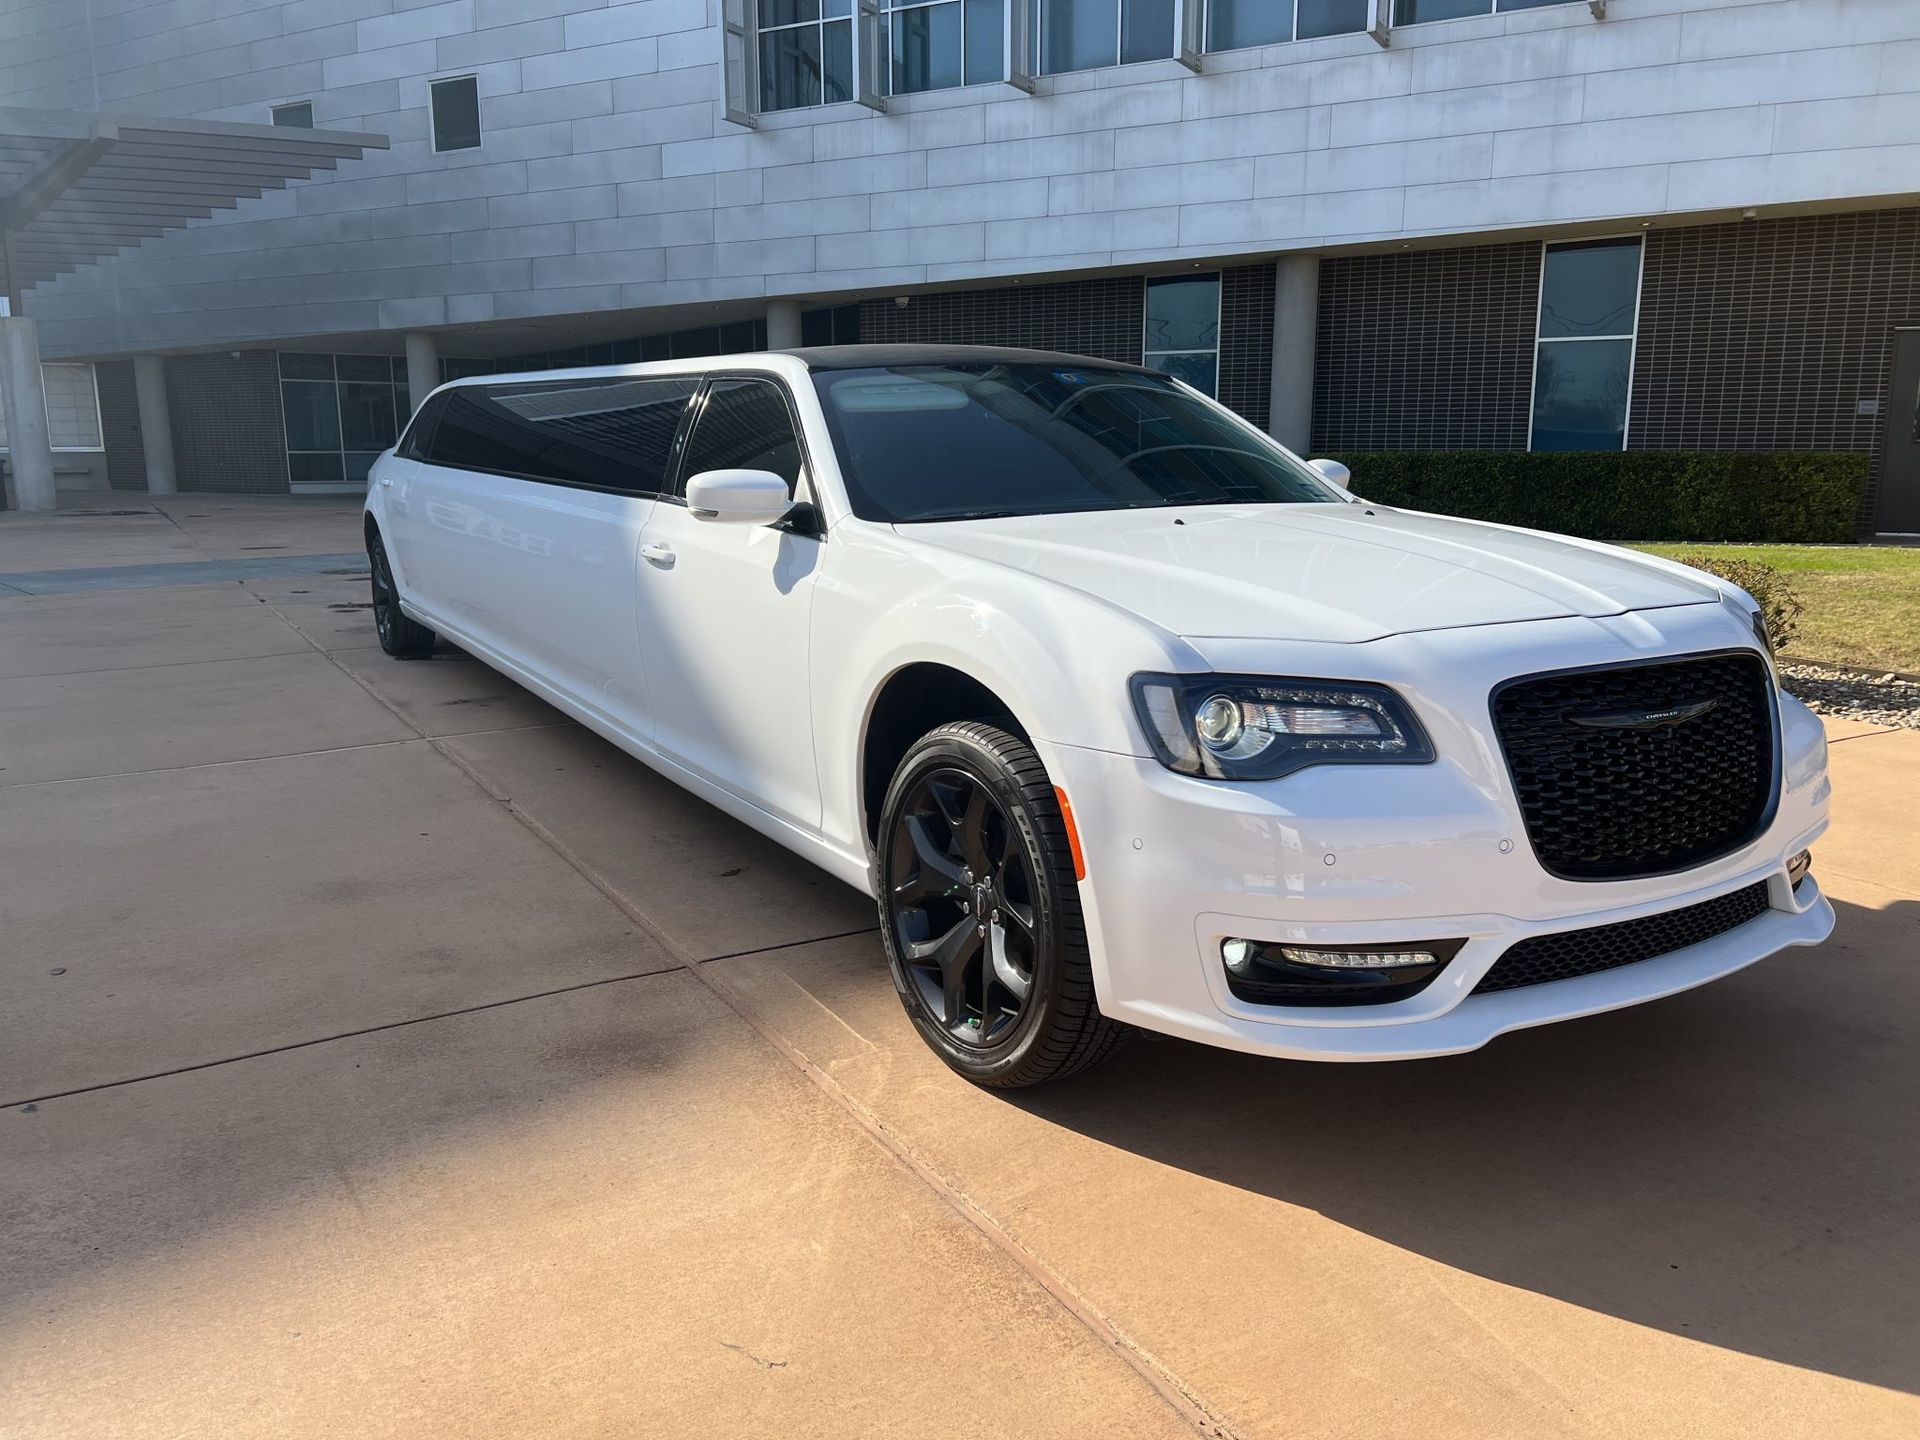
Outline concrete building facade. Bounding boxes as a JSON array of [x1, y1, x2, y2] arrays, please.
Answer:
[[1, 0, 1917, 534]]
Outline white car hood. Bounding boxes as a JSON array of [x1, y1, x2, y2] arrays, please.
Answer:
[[898, 503, 1722, 644]]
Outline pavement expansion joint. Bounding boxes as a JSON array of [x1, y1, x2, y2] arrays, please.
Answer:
[[244, 587, 1237, 1440]]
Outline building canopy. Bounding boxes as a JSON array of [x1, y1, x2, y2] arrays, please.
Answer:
[[0, 105, 387, 304]]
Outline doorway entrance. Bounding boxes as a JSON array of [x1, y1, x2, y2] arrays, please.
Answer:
[[1877, 329, 1920, 537]]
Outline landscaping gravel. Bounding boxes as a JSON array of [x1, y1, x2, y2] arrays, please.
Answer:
[[1781, 661, 1920, 732]]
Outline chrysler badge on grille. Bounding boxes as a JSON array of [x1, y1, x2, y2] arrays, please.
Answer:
[[1568, 699, 1720, 730]]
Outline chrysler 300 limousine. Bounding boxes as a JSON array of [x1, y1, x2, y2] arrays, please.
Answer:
[[363, 345, 1834, 1087]]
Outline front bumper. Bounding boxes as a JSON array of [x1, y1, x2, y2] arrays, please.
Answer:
[[1040, 615, 1835, 1062]]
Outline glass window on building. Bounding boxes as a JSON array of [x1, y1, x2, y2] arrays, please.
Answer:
[[1209, 0, 1370, 48], [886, 0, 1007, 92], [888, 0, 962, 91], [1042, 0, 1174, 74], [280, 353, 410, 489], [759, 0, 854, 111], [0, 363, 102, 452], [1394, 0, 1576, 23], [801, 303, 863, 346], [271, 101, 313, 128], [1143, 273, 1221, 397], [430, 75, 481, 152], [1529, 237, 1642, 452]]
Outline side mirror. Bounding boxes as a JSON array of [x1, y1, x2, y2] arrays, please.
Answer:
[[1307, 458, 1354, 495], [684, 468, 793, 525]]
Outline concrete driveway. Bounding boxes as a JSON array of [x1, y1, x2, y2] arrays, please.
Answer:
[[3, 496, 1916, 1439]]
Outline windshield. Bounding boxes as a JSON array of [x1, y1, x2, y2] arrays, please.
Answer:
[[811, 362, 1340, 522]]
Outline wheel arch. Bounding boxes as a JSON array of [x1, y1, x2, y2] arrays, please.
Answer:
[[859, 662, 1033, 848]]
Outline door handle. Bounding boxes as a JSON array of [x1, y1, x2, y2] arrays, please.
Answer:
[[640, 542, 676, 568]]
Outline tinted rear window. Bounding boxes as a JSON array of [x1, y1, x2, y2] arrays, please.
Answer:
[[423, 376, 697, 493], [812, 363, 1335, 522]]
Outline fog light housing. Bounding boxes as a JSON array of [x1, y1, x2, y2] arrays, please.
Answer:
[[1787, 849, 1812, 887], [1219, 936, 1466, 1007]]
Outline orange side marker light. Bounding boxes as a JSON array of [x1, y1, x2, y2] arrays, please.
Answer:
[[1054, 786, 1087, 882]]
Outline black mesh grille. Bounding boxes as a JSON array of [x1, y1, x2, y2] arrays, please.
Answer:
[[1492, 652, 1775, 881], [1473, 881, 1773, 995]]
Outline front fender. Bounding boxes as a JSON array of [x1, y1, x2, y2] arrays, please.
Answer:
[[811, 521, 1197, 856]]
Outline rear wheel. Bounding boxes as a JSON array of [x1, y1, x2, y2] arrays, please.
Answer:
[[368, 529, 436, 659], [877, 722, 1126, 1088]]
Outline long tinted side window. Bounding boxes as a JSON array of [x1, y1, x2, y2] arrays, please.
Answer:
[[677, 379, 804, 495], [423, 377, 698, 493], [398, 392, 445, 460]]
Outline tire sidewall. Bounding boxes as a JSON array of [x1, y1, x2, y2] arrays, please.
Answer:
[[368, 529, 434, 658], [369, 536, 396, 650], [877, 725, 1079, 1086]]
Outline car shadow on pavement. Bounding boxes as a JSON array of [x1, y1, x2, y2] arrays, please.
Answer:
[[1012, 894, 1920, 1397]]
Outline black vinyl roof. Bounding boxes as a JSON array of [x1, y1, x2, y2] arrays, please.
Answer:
[[786, 343, 1158, 374]]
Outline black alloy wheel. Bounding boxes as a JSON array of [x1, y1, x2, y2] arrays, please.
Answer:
[[889, 764, 1039, 1048], [367, 530, 436, 659], [877, 722, 1126, 1087]]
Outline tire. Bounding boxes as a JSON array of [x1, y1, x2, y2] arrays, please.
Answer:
[[367, 529, 436, 659], [876, 721, 1127, 1088]]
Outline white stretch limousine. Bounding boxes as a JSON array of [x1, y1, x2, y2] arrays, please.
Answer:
[[365, 346, 1834, 1087]]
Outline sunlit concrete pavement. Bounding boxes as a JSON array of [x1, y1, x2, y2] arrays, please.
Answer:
[[3, 497, 1917, 1439]]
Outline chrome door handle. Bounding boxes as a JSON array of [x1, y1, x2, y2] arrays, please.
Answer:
[[640, 542, 676, 568]]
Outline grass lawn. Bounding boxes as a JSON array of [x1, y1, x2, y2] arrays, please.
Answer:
[[1633, 544, 1920, 674]]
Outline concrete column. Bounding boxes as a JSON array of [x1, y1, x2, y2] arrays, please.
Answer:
[[404, 331, 440, 416], [0, 315, 56, 512], [765, 298, 803, 351], [1267, 253, 1320, 456], [133, 353, 177, 495]]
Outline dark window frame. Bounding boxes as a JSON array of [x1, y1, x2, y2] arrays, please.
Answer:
[[1528, 234, 1644, 453], [271, 100, 314, 128], [430, 74, 482, 153]]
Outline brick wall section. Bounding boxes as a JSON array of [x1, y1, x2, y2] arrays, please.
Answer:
[[858, 276, 1146, 365], [1631, 208, 1920, 451], [1312, 242, 1542, 453], [1629, 206, 1920, 532], [165, 352, 290, 494], [94, 360, 147, 492], [1217, 263, 1276, 431]]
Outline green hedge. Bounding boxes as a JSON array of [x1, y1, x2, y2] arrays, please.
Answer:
[[1324, 451, 1870, 544]]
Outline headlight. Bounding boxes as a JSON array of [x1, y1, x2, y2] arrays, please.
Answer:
[[1129, 673, 1435, 781]]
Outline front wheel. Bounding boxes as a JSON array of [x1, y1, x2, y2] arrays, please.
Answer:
[[368, 529, 436, 659], [877, 722, 1127, 1088]]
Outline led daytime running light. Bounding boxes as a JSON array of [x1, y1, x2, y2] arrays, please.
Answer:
[[1277, 946, 1437, 970]]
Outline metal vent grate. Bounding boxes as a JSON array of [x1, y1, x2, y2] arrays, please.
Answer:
[[1474, 880, 1773, 995]]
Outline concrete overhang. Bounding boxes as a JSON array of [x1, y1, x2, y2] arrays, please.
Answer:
[[0, 105, 388, 304]]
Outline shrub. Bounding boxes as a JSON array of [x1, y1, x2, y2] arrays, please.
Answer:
[[1668, 553, 1803, 654], [1326, 451, 1869, 545]]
